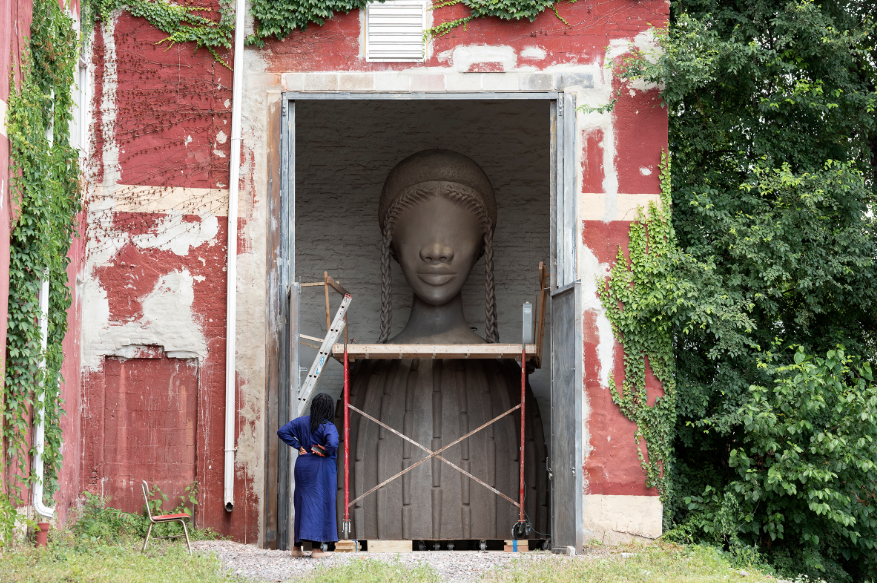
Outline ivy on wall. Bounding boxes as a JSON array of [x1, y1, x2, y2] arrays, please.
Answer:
[[247, 0, 570, 46], [90, 0, 233, 63], [2, 0, 81, 539], [597, 152, 678, 505]]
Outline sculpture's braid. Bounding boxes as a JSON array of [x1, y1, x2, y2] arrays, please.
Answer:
[[378, 230, 393, 343], [380, 183, 498, 343], [483, 231, 499, 343]]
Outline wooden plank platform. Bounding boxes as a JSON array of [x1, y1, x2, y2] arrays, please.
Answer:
[[367, 540, 412, 553], [332, 343, 537, 361]]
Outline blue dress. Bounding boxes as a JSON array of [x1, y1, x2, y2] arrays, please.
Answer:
[[277, 416, 339, 543]]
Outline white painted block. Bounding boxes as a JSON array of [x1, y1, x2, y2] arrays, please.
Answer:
[[339, 74, 375, 91], [481, 73, 518, 91], [374, 74, 410, 92], [519, 73, 555, 91], [304, 74, 339, 91], [282, 73, 306, 92], [445, 73, 481, 91], [409, 74, 445, 92], [582, 494, 662, 542]]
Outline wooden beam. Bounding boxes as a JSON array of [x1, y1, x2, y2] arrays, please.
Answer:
[[331, 343, 537, 361], [326, 275, 348, 296], [536, 262, 549, 368]]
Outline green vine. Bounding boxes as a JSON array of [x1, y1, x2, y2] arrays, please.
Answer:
[[2, 0, 81, 540], [597, 151, 678, 505], [91, 0, 233, 65], [247, 0, 572, 46]]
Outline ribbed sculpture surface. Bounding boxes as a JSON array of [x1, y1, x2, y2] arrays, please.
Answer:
[[334, 150, 548, 540]]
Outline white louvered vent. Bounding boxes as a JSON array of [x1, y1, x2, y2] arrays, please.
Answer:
[[366, 0, 426, 62]]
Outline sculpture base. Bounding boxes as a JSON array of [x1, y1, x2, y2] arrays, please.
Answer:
[[336, 358, 547, 541]]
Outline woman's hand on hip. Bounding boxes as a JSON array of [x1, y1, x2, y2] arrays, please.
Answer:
[[299, 447, 307, 455]]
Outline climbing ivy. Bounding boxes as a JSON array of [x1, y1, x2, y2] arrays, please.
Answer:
[[2, 0, 81, 540], [247, 0, 569, 46], [597, 152, 678, 504], [91, 0, 234, 63]]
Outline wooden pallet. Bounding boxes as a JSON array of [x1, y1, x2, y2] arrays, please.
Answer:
[[335, 540, 357, 553], [367, 540, 413, 553]]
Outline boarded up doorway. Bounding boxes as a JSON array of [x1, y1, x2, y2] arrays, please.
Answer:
[[99, 351, 198, 514]]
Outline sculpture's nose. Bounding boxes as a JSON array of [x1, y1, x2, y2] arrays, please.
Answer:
[[420, 242, 454, 264]]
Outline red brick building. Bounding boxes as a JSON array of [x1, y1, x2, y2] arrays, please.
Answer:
[[4, 0, 668, 550]]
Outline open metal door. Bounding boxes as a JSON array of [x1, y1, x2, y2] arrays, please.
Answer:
[[550, 283, 583, 552]]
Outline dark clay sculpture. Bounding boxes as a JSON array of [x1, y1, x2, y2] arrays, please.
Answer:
[[336, 150, 547, 541]]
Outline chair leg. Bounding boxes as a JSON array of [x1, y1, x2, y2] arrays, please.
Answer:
[[181, 520, 192, 556], [142, 523, 154, 553]]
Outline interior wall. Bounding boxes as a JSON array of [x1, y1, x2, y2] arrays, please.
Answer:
[[294, 99, 552, 436]]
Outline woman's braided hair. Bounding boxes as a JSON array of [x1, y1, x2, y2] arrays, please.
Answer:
[[310, 393, 335, 434], [378, 178, 499, 344]]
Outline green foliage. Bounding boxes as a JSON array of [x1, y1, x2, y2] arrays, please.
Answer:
[[614, 0, 877, 579], [480, 543, 777, 582], [0, 521, 235, 583], [70, 487, 214, 544], [72, 493, 146, 543], [3, 0, 81, 533], [311, 557, 440, 583], [597, 152, 679, 503], [247, 0, 570, 46], [91, 0, 233, 64]]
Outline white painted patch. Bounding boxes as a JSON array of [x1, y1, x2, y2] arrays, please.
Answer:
[[81, 269, 209, 369], [213, 149, 227, 158], [583, 494, 662, 542], [578, 247, 614, 390], [131, 212, 219, 256], [185, 135, 192, 146], [224, 99, 230, 108], [451, 45, 516, 72], [520, 46, 546, 60], [216, 130, 228, 144], [639, 167, 652, 176], [0, 98, 7, 137]]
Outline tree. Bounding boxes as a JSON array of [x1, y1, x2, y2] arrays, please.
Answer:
[[621, 0, 877, 579]]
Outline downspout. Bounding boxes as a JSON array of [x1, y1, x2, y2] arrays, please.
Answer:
[[33, 279, 55, 519], [224, 0, 246, 512]]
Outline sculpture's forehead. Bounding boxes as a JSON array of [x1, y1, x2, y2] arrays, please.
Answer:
[[380, 149, 497, 232]]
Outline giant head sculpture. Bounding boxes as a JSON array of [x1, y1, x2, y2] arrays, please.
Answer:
[[377, 150, 498, 344]]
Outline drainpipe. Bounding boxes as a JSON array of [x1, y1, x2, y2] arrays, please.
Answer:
[[224, 0, 246, 513], [33, 279, 55, 519]]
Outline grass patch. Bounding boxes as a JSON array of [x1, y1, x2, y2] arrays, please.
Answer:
[[0, 539, 243, 583], [481, 543, 777, 582], [0, 493, 236, 583], [309, 556, 440, 582]]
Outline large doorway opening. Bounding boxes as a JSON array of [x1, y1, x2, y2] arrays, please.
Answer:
[[266, 92, 581, 550]]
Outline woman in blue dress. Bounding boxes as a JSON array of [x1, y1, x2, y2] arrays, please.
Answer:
[[277, 393, 339, 557]]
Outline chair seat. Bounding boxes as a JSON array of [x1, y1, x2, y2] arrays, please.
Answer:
[[153, 513, 191, 522]]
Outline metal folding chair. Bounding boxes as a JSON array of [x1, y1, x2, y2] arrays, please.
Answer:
[[141, 480, 192, 555]]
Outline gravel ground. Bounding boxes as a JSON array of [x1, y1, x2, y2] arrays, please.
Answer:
[[192, 540, 569, 582]]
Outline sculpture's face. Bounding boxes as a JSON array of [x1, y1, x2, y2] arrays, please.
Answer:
[[392, 194, 483, 306]]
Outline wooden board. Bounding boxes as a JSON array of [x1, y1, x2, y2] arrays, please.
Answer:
[[335, 540, 357, 553], [367, 540, 412, 553], [504, 540, 530, 552], [332, 343, 537, 361]]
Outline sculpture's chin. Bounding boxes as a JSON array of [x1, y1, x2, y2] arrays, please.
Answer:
[[415, 292, 456, 306]]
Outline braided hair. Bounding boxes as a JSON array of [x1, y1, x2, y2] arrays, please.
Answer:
[[378, 183, 498, 344], [309, 393, 335, 434]]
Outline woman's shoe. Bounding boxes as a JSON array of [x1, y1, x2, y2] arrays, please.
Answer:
[[290, 546, 306, 557], [311, 549, 333, 558]]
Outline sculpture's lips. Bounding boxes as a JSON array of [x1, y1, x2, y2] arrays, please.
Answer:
[[417, 271, 456, 285]]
